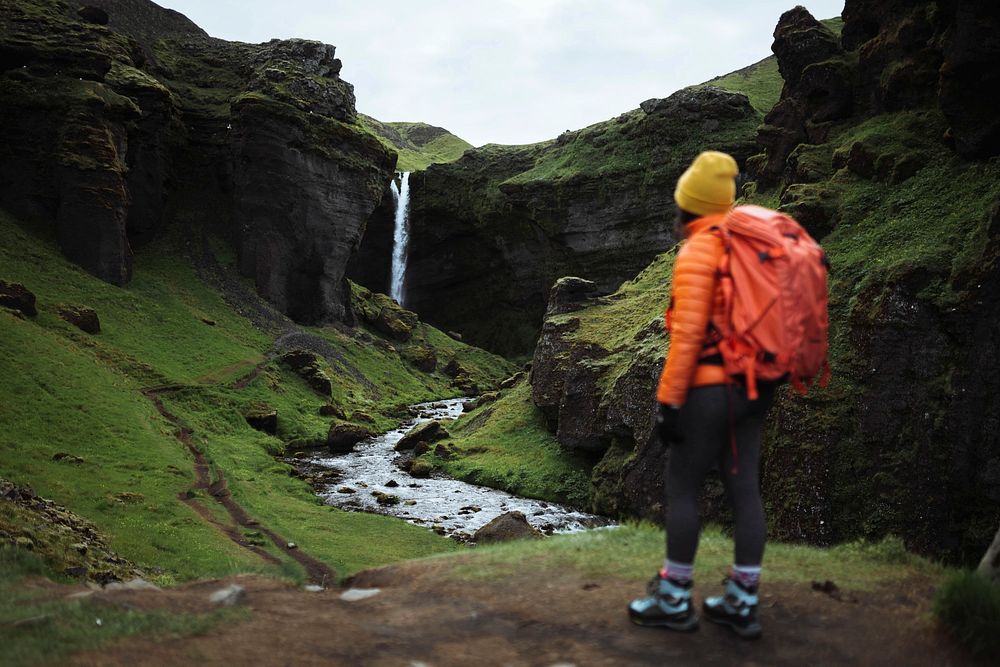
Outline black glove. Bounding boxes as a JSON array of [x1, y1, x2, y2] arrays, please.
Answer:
[[656, 403, 683, 446]]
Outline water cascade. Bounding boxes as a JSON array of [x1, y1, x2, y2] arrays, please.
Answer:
[[389, 171, 411, 305]]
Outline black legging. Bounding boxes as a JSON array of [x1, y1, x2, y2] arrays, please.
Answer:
[[665, 382, 775, 566]]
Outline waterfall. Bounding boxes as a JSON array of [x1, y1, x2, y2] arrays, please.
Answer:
[[389, 171, 411, 306]]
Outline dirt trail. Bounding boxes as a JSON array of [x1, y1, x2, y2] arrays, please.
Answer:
[[142, 386, 335, 586], [66, 557, 973, 667]]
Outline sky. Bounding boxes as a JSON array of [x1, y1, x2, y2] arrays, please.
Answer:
[[155, 1, 844, 147]]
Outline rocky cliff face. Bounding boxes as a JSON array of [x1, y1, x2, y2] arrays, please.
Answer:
[[398, 87, 759, 355], [527, 2, 1000, 564], [0, 0, 394, 323]]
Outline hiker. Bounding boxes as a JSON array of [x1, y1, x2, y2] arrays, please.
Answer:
[[627, 151, 828, 639]]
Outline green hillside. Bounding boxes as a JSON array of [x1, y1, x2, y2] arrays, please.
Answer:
[[0, 210, 513, 583], [359, 115, 473, 171]]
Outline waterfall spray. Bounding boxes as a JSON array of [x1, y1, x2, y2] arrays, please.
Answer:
[[389, 171, 411, 306]]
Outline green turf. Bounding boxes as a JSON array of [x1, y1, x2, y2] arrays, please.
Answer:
[[0, 546, 243, 667], [447, 523, 946, 591]]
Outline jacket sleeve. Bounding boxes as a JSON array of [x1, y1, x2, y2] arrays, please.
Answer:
[[656, 232, 721, 405]]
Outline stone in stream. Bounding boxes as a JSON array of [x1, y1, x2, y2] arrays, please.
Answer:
[[394, 420, 448, 451], [327, 423, 373, 453], [473, 511, 545, 544]]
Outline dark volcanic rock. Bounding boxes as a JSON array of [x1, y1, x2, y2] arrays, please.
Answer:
[[0, 0, 395, 320], [58, 306, 101, 334], [394, 421, 448, 452], [473, 511, 544, 543], [0, 281, 37, 317], [244, 405, 277, 435], [754, 7, 853, 186], [327, 424, 373, 453], [279, 350, 333, 396], [938, 3, 1000, 158], [78, 6, 109, 25], [545, 277, 601, 316], [231, 95, 393, 324]]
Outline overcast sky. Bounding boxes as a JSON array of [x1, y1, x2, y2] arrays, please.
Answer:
[[155, 0, 844, 147]]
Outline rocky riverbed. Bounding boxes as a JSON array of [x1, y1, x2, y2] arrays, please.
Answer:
[[298, 399, 611, 541]]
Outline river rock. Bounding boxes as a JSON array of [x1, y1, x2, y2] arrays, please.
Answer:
[[394, 421, 448, 452], [0, 281, 37, 317], [473, 512, 544, 544], [327, 424, 373, 453], [409, 460, 433, 478]]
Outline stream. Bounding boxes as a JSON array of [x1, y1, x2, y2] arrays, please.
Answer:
[[303, 398, 612, 541]]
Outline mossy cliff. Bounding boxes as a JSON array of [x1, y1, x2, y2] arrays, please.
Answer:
[[388, 87, 760, 356], [465, 2, 999, 564], [0, 0, 395, 323]]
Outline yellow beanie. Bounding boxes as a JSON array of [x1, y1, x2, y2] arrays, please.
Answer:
[[674, 151, 739, 216]]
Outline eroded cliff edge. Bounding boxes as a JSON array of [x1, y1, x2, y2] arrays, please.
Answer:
[[0, 0, 395, 323]]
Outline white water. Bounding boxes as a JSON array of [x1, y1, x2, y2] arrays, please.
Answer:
[[388, 171, 411, 306], [308, 399, 611, 541]]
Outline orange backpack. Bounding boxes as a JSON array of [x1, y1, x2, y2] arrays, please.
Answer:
[[706, 205, 831, 399]]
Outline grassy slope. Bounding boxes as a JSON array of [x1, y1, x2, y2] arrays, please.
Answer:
[[0, 210, 513, 582], [697, 16, 844, 115], [358, 115, 473, 172]]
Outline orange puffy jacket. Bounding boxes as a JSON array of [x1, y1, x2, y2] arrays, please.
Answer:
[[656, 214, 730, 406]]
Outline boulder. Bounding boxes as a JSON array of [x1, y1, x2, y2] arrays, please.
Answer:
[[473, 512, 544, 544], [244, 405, 277, 435], [371, 491, 400, 506], [394, 421, 448, 452], [319, 404, 346, 418], [0, 281, 37, 317], [327, 423, 373, 453], [280, 350, 333, 396], [409, 460, 433, 478], [402, 345, 437, 372], [443, 358, 466, 378], [58, 306, 101, 334]]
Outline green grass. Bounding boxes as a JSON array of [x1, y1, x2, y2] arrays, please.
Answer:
[[358, 115, 473, 172], [447, 523, 945, 590], [934, 571, 1000, 661], [0, 546, 242, 667], [0, 209, 510, 581], [426, 383, 593, 506], [699, 56, 783, 115]]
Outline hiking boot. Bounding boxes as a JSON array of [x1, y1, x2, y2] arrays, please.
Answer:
[[627, 571, 699, 631], [703, 577, 761, 639]]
